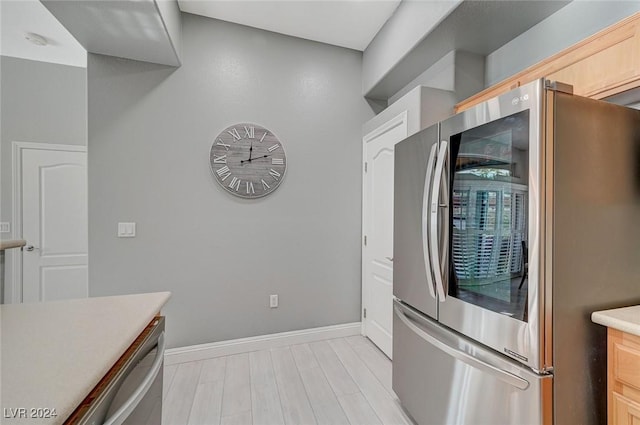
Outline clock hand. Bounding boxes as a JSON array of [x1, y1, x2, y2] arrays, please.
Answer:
[[240, 154, 271, 164], [248, 140, 253, 161]]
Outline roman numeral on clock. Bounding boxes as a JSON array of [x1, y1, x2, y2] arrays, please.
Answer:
[[246, 181, 255, 194], [268, 144, 280, 152], [272, 158, 284, 165], [213, 154, 227, 164], [261, 179, 270, 190], [228, 128, 241, 141], [269, 169, 281, 180], [216, 166, 231, 181], [216, 139, 230, 150], [259, 132, 268, 142], [244, 126, 254, 139], [229, 176, 241, 191]]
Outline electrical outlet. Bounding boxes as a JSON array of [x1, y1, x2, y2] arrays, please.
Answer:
[[0, 222, 10, 233], [270, 294, 278, 308]]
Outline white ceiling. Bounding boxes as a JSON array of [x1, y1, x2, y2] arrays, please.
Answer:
[[1, 0, 401, 67], [0, 0, 86, 67], [178, 0, 402, 51]]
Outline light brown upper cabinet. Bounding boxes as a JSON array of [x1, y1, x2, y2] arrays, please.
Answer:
[[456, 13, 640, 112]]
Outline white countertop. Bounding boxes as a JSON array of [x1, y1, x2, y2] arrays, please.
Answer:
[[1, 292, 171, 425], [592, 305, 640, 337]]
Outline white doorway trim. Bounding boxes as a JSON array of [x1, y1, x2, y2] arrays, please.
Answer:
[[7, 141, 87, 304], [361, 110, 408, 339]]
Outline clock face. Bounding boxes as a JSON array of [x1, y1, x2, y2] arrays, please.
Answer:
[[210, 123, 287, 198]]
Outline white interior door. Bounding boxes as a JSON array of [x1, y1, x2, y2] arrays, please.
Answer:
[[20, 145, 88, 303], [362, 111, 408, 359]]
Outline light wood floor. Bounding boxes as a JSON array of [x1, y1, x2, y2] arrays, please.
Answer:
[[162, 335, 415, 425]]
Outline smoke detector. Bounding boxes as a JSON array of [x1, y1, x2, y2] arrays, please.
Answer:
[[25, 33, 48, 47]]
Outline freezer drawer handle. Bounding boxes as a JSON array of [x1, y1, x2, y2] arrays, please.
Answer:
[[421, 143, 438, 299], [103, 331, 166, 425], [394, 304, 530, 390]]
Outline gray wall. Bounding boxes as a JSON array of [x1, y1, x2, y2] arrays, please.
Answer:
[[362, 0, 459, 96], [388, 50, 484, 105], [88, 13, 373, 348], [156, 0, 182, 63], [485, 1, 640, 87], [0, 56, 87, 299]]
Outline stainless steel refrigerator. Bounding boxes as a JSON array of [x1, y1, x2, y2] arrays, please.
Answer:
[[392, 79, 640, 425]]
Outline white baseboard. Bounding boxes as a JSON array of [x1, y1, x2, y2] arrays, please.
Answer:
[[165, 322, 362, 365]]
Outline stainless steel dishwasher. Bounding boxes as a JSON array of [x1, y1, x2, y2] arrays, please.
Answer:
[[77, 317, 165, 425]]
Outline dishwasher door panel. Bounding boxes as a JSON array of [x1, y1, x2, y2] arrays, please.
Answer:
[[77, 317, 165, 425], [105, 345, 163, 425]]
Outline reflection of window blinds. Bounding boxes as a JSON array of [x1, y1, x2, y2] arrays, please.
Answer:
[[476, 192, 488, 230], [510, 193, 526, 273], [452, 191, 471, 278], [452, 186, 527, 283], [497, 238, 512, 275]]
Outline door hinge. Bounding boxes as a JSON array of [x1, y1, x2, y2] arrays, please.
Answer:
[[545, 79, 574, 94], [363, 308, 367, 319], [364, 162, 368, 173], [364, 235, 367, 246]]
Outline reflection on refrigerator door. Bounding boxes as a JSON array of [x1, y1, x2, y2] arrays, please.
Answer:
[[438, 100, 538, 368], [393, 300, 551, 425]]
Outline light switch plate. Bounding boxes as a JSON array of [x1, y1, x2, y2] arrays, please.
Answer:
[[0, 222, 10, 233], [117, 222, 136, 238]]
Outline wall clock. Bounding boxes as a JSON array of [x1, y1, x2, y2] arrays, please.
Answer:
[[210, 123, 287, 198]]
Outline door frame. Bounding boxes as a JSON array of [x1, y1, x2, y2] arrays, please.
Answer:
[[361, 111, 408, 337], [7, 141, 87, 304]]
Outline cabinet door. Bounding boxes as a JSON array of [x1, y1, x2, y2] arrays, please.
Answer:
[[613, 392, 640, 425], [613, 341, 640, 391], [456, 14, 640, 112], [609, 329, 640, 425], [545, 22, 640, 98]]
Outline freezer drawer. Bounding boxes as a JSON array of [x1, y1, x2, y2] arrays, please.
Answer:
[[393, 300, 551, 425]]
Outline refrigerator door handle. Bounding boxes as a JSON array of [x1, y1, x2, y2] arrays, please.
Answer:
[[394, 303, 530, 390], [421, 143, 439, 299], [430, 140, 448, 301]]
